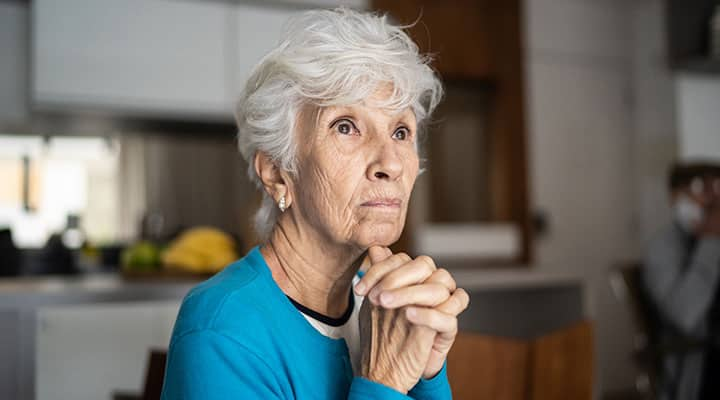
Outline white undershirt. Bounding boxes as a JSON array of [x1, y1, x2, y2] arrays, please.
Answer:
[[297, 276, 364, 375]]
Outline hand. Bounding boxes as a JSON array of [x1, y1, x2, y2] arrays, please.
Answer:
[[355, 247, 469, 379], [700, 203, 720, 237], [408, 281, 469, 378], [358, 294, 435, 393]]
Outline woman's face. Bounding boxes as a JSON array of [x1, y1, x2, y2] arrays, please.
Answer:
[[290, 87, 419, 250]]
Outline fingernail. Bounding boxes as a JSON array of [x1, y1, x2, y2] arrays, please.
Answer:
[[406, 308, 417, 318], [380, 292, 394, 306], [355, 282, 366, 295]]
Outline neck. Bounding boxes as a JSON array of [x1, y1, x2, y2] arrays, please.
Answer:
[[261, 216, 365, 318]]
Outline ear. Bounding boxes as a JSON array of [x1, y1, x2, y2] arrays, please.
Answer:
[[254, 152, 293, 208]]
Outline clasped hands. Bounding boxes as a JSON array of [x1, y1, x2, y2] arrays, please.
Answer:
[[354, 246, 470, 394]]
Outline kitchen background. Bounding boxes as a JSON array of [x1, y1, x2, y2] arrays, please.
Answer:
[[1, 0, 719, 399]]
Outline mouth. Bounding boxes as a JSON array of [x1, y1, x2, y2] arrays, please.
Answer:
[[360, 198, 402, 208]]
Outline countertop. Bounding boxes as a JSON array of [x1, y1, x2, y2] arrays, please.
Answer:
[[0, 268, 582, 295]]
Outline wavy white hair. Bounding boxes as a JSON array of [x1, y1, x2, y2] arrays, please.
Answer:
[[235, 7, 443, 241]]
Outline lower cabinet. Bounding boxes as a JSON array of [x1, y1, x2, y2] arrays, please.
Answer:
[[448, 321, 594, 400], [35, 301, 180, 400]]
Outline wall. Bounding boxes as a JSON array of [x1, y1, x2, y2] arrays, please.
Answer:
[[526, 0, 684, 395], [142, 133, 259, 252], [524, 0, 638, 394], [631, 0, 678, 246], [0, 1, 28, 123]]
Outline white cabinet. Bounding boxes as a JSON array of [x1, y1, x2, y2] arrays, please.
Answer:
[[229, 4, 300, 99], [32, 0, 232, 120], [35, 301, 180, 400], [30, 1, 371, 121], [676, 75, 720, 161]]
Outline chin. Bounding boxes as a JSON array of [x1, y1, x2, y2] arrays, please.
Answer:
[[352, 221, 404, 249]]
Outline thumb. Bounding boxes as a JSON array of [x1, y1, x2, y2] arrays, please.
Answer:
[[368, 246, 392, 265]]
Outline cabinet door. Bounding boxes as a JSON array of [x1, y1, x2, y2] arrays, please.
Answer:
[[35, 301, 180, 400], [372, 1, 494, 79], [32, 0, 231, 119]]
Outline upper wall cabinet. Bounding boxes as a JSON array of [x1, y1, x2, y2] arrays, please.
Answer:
[[667, 0, 720, 73], [31, 1, 371, 121], [229, 5, 300, 97], [33, 0, 233, 120]]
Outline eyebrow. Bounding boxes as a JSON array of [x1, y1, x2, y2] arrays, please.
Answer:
[[317, 105, 416, 131]]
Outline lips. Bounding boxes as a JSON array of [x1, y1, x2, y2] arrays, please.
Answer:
[[361, 198, 402, 207]]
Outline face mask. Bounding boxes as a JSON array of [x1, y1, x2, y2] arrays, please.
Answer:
[[674, 194, 704, 233]]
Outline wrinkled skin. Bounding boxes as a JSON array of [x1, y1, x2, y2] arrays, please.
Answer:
[[290, 88, 420, 250], [257, 86, 468, 393], [359, 299, 436, 393]]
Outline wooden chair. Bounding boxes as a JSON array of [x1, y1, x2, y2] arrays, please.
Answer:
[[113, 349, 167, 400], [609, 263, 706, 399]]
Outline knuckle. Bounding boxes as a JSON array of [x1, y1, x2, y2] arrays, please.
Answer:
[[416, 255, 436, 271], [456, 288, 470, 308], [433, 282, 449, 294], [433, 284, 451, 305], [396, 252, 410, 262], [392, 253, 411, 266], [362, 270, 378, 284], [382, 274, 400, 289], [435, 268, 455, 286], [432, 311, 447, 327], [449, 294, 462, 309]]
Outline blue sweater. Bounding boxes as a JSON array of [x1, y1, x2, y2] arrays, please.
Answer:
[[160, 246, 452, 399]]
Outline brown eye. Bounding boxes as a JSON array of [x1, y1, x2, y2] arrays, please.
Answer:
[[338, 122, 351, 134], [392, 127, 409, 140], [333, 119, 357, 135]]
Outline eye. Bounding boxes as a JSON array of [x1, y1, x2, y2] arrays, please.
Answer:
[[331, 119, 359, 135], [392, 127, 410, 141]]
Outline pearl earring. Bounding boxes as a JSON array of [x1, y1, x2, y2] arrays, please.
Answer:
[[278, 196, 286, 212]]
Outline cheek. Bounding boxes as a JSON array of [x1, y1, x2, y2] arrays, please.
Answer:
[[401, 150, 420, 192], [296, 150, 365, 231]]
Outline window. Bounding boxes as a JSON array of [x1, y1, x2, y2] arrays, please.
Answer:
[[0, 135, 120, 248]]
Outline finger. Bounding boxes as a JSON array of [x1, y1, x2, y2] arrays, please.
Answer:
[[378, 282, 450, 309], [358, 253, 372, 274], [368, 246, 392, 264], [435, 288, 470, 316], [367, 257, 437, 302], [354, 252, 410, 296], [424, 268, 457, 294], [405, 306, 458, 335]]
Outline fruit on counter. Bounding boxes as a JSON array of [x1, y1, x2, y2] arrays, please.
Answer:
[[161, 227, 238, 273], [121, 241, 162, 272]]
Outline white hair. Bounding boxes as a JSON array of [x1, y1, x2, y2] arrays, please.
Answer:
[[235, 7, 443, 241]]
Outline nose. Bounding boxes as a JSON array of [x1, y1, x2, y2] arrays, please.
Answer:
[[367, 142, 403, 181]]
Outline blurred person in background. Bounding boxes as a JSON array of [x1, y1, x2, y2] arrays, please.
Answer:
[[161, 8, 469, 399], [642, 162, 720, 400]]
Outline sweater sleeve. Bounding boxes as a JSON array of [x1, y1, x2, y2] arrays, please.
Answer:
[[643, 231, 720, 337], [349, 362, 452, 400], [409, 361, 452, 399], [161, 329, 452, 400], [160, 330, 286, 400]]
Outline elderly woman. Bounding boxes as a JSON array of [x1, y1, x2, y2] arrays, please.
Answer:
[[161, 8, 469, 400]]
